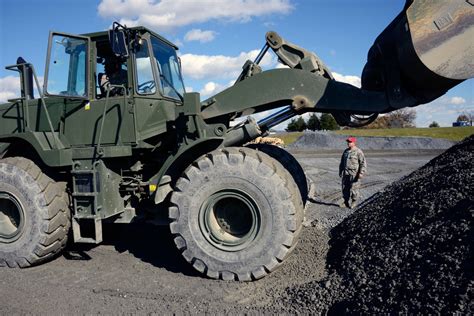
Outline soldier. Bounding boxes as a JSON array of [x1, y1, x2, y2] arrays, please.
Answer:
[[339, 136, 366, 208]]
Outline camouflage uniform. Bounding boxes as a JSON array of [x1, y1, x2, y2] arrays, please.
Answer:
[[339, 146, 367, 208]]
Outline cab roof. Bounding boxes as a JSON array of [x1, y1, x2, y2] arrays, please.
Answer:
[[81, 26, 179, 50]]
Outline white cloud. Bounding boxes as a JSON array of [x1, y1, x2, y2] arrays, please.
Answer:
[[449, 96, 466, 105], [275, 62, 290, 69], [263, 21, 276, 28], [98, 0, 293, 31], [180, 49, 276, 81], [184, 29, 217, 43], [332, 72, 361, 88], [200, 81, 225, 97], [0, 76, 20, 103], [415, 96, 473, 127]]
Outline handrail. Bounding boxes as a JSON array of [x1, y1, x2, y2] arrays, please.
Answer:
[[5, 64, 29, 132], [5, 62, 58, 149]]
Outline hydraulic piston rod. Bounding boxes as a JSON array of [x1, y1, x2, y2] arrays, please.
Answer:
[[257, 106, 296, 132]]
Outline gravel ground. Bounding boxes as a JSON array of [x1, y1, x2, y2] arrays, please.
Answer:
[[0, 140, 466, 313], [281, 135, 473, 313]]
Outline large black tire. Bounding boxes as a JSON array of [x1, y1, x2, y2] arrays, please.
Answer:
[[169, 147, 304, 281], [0, 157, 71, 268], [245, 143, 310, 205]]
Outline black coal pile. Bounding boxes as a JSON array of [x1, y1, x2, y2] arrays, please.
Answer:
[[281, 135, 473, 313], [287, 131, 455, 150]]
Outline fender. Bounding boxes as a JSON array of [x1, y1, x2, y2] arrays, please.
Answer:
[[0, 134, 72, 167]]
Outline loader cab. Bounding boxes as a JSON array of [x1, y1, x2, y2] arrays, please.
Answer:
[[44, 26, 185, 102], [41, 26, 186, 147]]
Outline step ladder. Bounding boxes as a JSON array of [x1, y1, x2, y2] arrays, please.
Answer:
[[71, 168, 103, 243]]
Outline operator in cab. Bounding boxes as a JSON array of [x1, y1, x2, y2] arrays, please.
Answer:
[[100, 57, 128, 97]]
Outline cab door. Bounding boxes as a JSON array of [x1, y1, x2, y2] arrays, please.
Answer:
[[43, 32, 92, 146], [46, 33, 135, 147]]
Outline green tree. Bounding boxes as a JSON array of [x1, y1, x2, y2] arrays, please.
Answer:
[[306, 114, 321, 131], [320, 113, 339, 130], [285, 118, 298, 132], [456, 114, 469, 122], [456, 112, 473, 126], [294, 116, 307, 131], [286, 117, 307, 132], [429, 121, 439, 128], [386, 108, 417, 128]]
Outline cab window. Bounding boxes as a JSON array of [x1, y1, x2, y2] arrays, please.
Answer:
[[151, 37, 185, 100], [135, 40, 156, 95], [46, 34, 88, 97]]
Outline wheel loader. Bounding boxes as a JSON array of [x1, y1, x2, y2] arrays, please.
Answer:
[[0, 1, 472, 281]]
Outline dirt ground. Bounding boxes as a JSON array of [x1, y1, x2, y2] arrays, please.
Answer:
[[0, 149, 443, 314]]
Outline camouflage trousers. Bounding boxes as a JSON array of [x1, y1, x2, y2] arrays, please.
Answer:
[[341, 174, 361, 207]]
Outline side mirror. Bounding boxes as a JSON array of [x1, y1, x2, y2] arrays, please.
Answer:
[[109, 29, 129, 58]]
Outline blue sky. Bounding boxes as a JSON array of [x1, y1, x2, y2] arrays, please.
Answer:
[[1, 0, 472, 128]]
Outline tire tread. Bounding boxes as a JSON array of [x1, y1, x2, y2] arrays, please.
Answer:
[[169, 147, 304, 281], [0, 157, 70, 268]]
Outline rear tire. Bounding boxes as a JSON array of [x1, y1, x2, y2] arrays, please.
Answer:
[[0, 157, 70, 268], [169, 147, 303, 281]]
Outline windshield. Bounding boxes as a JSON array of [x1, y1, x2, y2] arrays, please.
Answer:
[[151, 37, 185, 100], [46, 35, 88, 97]]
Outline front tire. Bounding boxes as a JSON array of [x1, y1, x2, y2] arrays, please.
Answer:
[[169, 147, 303, 281], [0, 157, 70, 268], [245, 143, 310, 205]]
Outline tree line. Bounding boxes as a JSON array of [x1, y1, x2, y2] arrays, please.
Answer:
[[286, 109, 472, 132], [286, 109, 418, 132], [286, 113, 339, 132]]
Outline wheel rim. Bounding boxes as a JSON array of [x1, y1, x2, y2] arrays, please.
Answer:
[[0, 192, 25, 242], [199, 189, 261, 252]]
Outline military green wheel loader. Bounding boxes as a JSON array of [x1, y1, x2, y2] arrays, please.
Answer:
[[0, 1, 472, 280]]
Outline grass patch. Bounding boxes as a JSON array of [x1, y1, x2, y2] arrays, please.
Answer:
[[334, 126, 473, 142], [273, 132, 303, 145]]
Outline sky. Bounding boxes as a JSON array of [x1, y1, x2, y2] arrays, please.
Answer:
[[0, 0, 472, 128]]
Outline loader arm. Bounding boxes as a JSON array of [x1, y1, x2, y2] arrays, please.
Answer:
[[201, 68, 388, 119], [202, 0, 473, 128]]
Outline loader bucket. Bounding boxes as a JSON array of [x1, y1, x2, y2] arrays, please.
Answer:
[[361, 0, 473, 108]]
